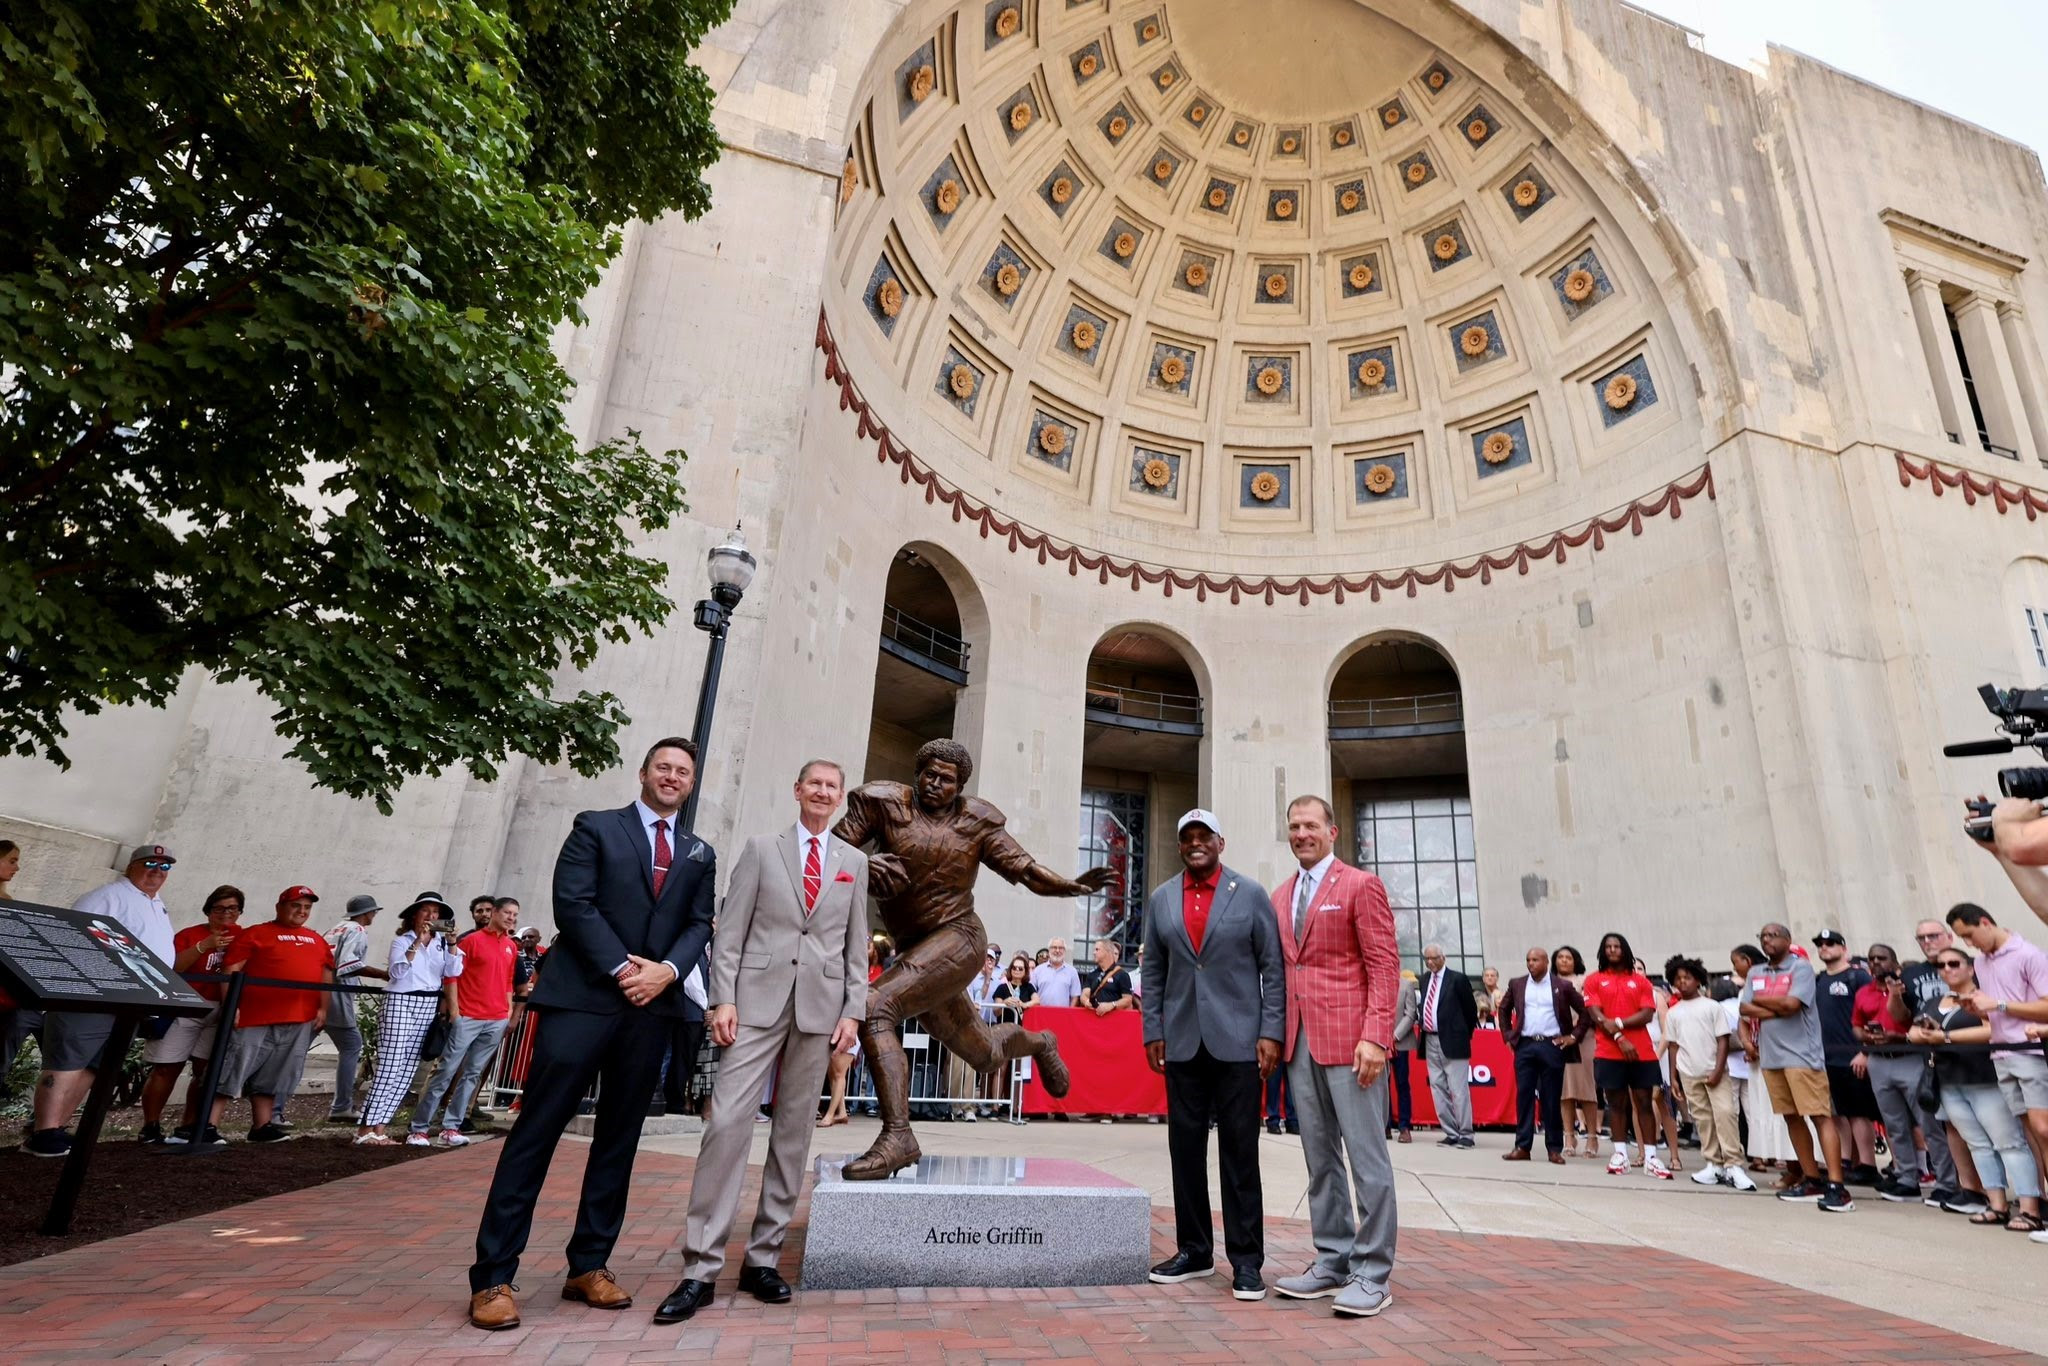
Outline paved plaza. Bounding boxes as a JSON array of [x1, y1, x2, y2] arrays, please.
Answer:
[[1, 1117, 2041, 1364]]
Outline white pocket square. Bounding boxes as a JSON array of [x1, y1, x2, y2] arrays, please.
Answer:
[[686, 840, 709, 863]]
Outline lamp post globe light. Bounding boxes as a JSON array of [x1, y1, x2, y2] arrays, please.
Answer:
[[681, 526, 757, 831]]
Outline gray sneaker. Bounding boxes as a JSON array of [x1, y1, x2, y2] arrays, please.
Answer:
[[1273, 1264, 1348, 1300], [1332, 1279, 1393, 1318]]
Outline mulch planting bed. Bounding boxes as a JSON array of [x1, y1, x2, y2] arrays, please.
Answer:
[[0, 1093, 485, 1266]]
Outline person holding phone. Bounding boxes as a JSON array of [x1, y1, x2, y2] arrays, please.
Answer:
[[355, 894, 463, 1145], [1906, 952, 2043, 1232]]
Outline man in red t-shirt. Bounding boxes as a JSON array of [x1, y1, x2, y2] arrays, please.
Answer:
[[140, 885, 245, 1145], [210, 887, 334, 1143], [1582, 931, 1670, 1179], [411, 898, 523, 1145]]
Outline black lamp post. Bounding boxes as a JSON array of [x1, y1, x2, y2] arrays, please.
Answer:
[[680, 525, 757, 832]]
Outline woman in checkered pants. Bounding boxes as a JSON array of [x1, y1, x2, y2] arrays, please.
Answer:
[[355, 897, 464, 1144]]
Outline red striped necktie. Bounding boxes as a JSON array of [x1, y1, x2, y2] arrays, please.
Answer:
[[803, 836, 821, 913]]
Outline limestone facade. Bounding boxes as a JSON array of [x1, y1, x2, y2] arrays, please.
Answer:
[[8, 0, 2048, 975]]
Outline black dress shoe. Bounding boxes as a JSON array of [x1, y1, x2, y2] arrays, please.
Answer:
[[1148, 1250, 1216, 1284], [736, 1266, 792, 1304], [652, 1278, 714, 1324], [1231, 1265, 1266, 1301]]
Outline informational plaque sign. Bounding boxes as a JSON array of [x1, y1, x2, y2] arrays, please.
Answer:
[[0, 898, 211, 1015]]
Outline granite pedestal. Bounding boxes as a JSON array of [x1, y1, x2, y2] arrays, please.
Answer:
[[800, 1154, 1151, 1289]]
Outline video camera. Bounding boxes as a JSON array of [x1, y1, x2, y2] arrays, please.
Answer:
[[1946, 684, 2048, 840]]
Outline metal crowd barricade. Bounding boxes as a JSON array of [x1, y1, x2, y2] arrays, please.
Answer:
[[394, 1000, 1041, 1123], [180, 971, 446, 1147], [816, 1006, 1030, 1124]]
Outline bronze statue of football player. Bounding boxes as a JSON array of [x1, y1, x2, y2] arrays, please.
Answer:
[[833, 738, 1113, 1179]]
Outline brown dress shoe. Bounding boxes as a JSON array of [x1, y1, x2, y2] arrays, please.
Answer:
[[1397, 1129, 1412, 1144], [469, 1283, 520, 1331], [1548, 1152, 1567, 1164], [1502, 1148, 1531, 1161], [562, 1268, 633, 1309]]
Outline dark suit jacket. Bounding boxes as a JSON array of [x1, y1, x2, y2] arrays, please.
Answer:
[[1499, 972, 1590, 1055], [1139, 865, 1285, 1064], [530, 804, 716, 1018], [1417, 966, 1479, 1059]]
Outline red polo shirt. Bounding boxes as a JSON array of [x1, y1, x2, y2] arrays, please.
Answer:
[[454, 927, 519, 1021], [174, 922, 241, 1002], [1183, 869, 1218, 953], [1852, 981, 1909, 1040]]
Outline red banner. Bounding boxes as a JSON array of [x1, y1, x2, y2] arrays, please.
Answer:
[[1019, 1006, 1164, 1116], [1403, 1030, 1517, 1129], [1019, 1004, 1520, 1129]]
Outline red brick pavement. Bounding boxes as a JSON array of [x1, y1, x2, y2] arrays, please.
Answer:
[[0, 1142, 2034, 1364]]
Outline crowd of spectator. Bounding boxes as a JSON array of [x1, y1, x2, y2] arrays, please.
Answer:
[[1422, 904, 2048, 1243], [0, 838, 570, 1155]]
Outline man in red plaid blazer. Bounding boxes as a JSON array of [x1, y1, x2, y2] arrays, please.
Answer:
[[1268, 795, 1402, 1319]]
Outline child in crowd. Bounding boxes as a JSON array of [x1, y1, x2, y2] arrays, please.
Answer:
[[1664, 956, 1755, 1191]]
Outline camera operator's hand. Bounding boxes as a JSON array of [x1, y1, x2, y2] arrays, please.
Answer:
[[1992, 797, 2048, 858]]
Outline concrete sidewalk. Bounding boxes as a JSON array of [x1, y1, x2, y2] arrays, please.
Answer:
[[639, 1116, 2048, 1355]]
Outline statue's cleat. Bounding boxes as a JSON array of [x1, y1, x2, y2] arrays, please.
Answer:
[[840, 1126, 922, 1181], [1036, 1035, 1072, 1098]]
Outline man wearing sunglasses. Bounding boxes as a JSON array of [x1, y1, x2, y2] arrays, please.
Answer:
[[1891, 919, 1976, 1211], [26, 845, 179, 1157]]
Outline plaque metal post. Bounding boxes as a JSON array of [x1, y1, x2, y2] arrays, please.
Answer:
[[167, 969, 247, 1159], [39, 1011, 142, 1236]]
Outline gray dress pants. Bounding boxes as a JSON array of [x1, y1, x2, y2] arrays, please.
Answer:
[[1868, 1049, 1952, 1185], [1424, 1034, 1472, 1140], [1287, 1034, 1397, 1290]]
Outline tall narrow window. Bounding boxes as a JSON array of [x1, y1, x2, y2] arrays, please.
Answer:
[[2028, 607, 2047, 670], [1949, 309, 1994, 452]]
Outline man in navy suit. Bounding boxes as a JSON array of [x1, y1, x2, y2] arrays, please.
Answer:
[[467, 737, 716, 1330]]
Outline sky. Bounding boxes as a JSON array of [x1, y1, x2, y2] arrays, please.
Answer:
[[1632, 0, 2047, 159]]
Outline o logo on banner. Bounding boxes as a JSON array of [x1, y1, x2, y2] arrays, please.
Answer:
[[1470, 1064, 1495, 1087]]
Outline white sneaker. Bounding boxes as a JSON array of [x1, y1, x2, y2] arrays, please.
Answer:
[[404, 1132, 432, 1147], [1606, 1147, 1630, 1175], [438, 1129, 471, 1147], [1690, 1163, 1723, 1186], [1724, 1167, 1758, 1192], [1645, 1153, 1674, 1180], [2031, 1229, 2048, 1245]]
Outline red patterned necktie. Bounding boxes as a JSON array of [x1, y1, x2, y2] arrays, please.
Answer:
[[653, 818, 672, 897], [803, 836, 821, 914]]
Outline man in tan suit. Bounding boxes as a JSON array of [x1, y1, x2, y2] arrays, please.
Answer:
[[655, 760, 869, 1324]]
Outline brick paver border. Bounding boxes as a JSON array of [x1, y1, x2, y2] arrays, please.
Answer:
[[0, 1142, 2033, 1363]]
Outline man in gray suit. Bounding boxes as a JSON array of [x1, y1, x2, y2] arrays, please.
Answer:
[[1389, 973, 1419, 1142], [1140, 809, 1285, 1302], [655, 760, 869, 1324]]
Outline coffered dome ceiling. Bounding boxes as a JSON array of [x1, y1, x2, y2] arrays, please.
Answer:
[[824, 0, 1710, 570]]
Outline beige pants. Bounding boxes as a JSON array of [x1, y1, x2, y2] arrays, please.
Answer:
[[678, 995, 834, 1281], [1681, 1071, 1742, 1168]]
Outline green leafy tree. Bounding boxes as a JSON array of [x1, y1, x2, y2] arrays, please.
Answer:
[[1, 0, 733, 809]]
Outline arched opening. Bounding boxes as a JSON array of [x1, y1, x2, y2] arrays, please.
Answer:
[[864, 543, 987, 785], [1328, 634, 1479, 977], [1077, 626, 1209, 957]]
